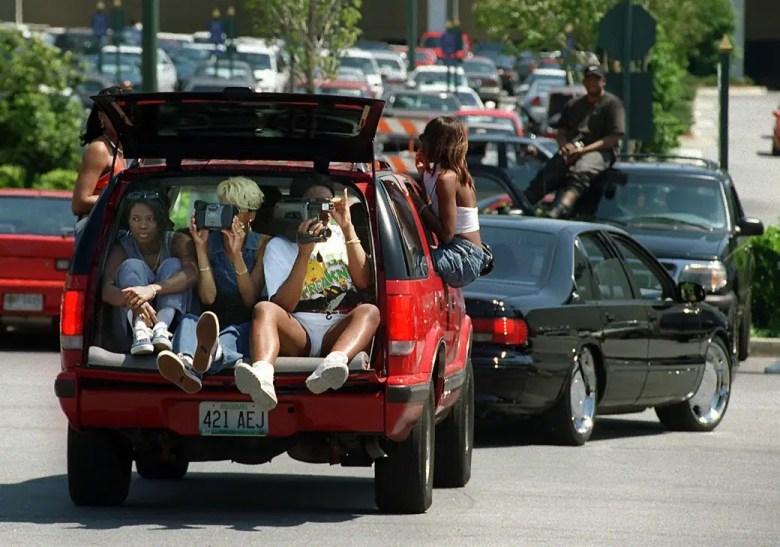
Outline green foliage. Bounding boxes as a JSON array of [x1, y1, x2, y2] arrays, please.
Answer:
[[245, 0, 363, 93], [751, 224, 780, 336], [36, 168, 78, 190], [0, 165, 26, 188], [0, 29, 84, 186]]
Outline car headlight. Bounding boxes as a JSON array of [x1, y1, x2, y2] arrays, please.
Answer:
[[678, 261, 727, 292]]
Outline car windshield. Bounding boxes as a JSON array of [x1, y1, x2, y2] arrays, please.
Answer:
[[0, 196, 75, 236], [375, 57, 403, 71], [462, 116, 515, 131], [593, 173, 728, 231], [339, 56, 377, 76], [415, 71, 468, 88], [235, 51, 273, 70], [480, 225, 555, 287], [463, 59, 496, 73], [392, 93, 460, 112]]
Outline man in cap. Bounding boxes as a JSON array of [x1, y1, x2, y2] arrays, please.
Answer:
[[523, 64, 625, 218]]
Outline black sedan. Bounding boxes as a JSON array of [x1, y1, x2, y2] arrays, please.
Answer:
[[466, 216, 734, 446]]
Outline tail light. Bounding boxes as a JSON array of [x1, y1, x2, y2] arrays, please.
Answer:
[[531, 96, 541, 106], [60, 274, 87, 359], [473, 317, 528, 345], [387, 294, 415, 355]]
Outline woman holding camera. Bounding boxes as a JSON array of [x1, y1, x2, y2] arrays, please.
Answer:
[[101, 191, 197, 355], [157, 177, 267, 394]]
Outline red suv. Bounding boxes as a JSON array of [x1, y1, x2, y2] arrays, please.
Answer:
[[55, 91, 474, 514]]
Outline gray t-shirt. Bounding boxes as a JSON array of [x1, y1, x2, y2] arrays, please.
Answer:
[[557, 91, 625, 154]]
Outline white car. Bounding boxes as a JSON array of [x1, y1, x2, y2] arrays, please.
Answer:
[[453, 87, 485, 110], [337, 49, 383, 98], [370, 50, 408, 86], [408, 65, 470, 92], [234, 43, 286, 93], [101, 44, 178, 92]]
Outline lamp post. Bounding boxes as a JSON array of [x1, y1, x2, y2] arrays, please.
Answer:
[[209, 8, 224, 77], [110, 0, 125, 82], [92, 2, 108, 73], [718, 34, 733, 171], [226, 6, 237, 76], [141, 0, 158, 92]]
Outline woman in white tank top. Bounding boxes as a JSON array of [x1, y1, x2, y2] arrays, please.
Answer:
[[411, 116, 492, 288]]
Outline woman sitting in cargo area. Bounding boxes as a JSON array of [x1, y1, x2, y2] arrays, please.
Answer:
[[156, 176, 267, 394], [101, 191, 197, 355], [411, 115, 490, 288], [233, 174, 380, 411]]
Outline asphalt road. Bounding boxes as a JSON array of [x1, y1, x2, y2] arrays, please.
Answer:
[[1, 334, 778, 546]]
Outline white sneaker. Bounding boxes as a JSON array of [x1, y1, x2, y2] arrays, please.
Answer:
[[130, 324, 154, 355], [306, 351, 349, 394], [193, 311, 221, 373], [151, 322, 173, 352], [157, 351, 202, 394], [234, 361, 277, 411]]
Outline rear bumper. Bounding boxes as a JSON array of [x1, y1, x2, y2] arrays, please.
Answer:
[[0, 279, 63, 319]]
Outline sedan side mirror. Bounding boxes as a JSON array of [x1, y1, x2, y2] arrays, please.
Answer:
[[738, 217, 764, 236], [677, 281, 706, 304]]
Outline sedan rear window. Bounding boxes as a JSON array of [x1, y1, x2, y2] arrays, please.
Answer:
[[0, 197, 75, 236], [480, 226, 555, 286]]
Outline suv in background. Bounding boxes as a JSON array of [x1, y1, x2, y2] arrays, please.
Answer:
[[575, 156, 764, 361], [56, 91, 473, 513]]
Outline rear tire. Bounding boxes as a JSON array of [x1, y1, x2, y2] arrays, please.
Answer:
[[375, 384, 435, 514], [135, 456, 189, 480], [655, 337, 732, 431], [545, 346, 598, 446], [434, 360, 474, 488], [68, 426, 132, 506]]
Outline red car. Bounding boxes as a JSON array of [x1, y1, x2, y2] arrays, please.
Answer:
[[55, 91, 473, 513], [0, 189, 74, 333], [772, 106, 780, 156], [317, 79, 374, 99], [419, 31, 472, 60], [456, 108, 524, 137]]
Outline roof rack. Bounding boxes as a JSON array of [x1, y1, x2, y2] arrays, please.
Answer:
[[617, 153, 721, 171]]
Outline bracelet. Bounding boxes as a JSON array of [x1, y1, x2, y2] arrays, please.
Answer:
[[235, 267, 249, 276], [345, 237, 361, 245], [198, 266, 211, 272]]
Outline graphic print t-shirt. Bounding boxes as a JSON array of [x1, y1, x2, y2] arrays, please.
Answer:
[[263, 221, 357, 311]]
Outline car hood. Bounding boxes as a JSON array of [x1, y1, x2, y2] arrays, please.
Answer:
[[627, 228, 727, 261], [93, 91, 384, 164]]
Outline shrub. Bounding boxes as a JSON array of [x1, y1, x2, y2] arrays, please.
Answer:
[[36, 168, 77, 191], [0, 164, 26, 188], [751, 224, 780, 337]]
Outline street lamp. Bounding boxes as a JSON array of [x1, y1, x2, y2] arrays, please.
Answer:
[[111, 0, 125, 82]]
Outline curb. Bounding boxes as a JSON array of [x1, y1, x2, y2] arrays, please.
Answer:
[[750, 337, 780, 358], [696, 86, 768, 97]]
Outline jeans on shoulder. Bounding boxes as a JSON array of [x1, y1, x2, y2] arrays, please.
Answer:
[[433, 237, 488, 288]]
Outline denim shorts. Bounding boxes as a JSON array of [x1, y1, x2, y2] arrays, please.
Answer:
[[432, 237, 489, 288]]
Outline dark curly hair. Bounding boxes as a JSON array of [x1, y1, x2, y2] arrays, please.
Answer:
[[121, 193, 173, 240], [80, 83, 133, 146]]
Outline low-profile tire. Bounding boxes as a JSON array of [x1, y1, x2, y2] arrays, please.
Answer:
[[772, 143, 780, 156], [375, 384, 435, 514], [434, 359, 474, 488], [656, 337, 732, 431], [545, 346, 598, 446], [737, 309, 750, 362], [68, 426, 132, 506], [135, 456, 189, 480]]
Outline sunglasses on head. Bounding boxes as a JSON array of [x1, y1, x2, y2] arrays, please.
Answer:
[[127, 191, 160, 201]]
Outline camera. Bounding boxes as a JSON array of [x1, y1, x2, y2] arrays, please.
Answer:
[[194, 200, 238, 231], [561, 140, 584, 165], [272, 197, 334, 243]]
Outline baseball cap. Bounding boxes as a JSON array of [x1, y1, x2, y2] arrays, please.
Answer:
[[583, 64, 605, 79]]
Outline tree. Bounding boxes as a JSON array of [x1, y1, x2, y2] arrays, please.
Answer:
[[0, 29, 84, 186], [245, 0, 363, 93]]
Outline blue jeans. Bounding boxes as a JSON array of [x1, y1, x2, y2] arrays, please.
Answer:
[[116, 257, 191, 315], [433, 237, 488, 288], [171, 314, 251, 373]]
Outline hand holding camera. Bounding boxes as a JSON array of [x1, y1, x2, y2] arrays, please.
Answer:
[[273, 197, 334, 243], [194, 200, 239, 231], [560, 140, 584, 165]]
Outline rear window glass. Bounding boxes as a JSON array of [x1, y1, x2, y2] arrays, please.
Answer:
[[0, 196, 75, 236], [480, 226, 555, 286]]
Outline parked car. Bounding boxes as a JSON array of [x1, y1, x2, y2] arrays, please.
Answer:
[[457, 109, 525, 136], [466, 134, 556, 194], [466, 216, 735, 445], [574, 156, 765, 361], [55, 91, 473, 513], [0, 189, 75, 334], [407, 65, 470, 92], [381, 89, 462, 117], [772, 105, 780, 156], [101, 44, 178, 92], [234, 42, 286, 93], [370, 49, 408, 86], [462, 56, 504, 104], [338, 49, 384, 98]]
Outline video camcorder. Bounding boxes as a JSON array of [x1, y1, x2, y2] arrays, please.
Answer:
[[194, 200, 239, 231], [273, 197, 334, 243]]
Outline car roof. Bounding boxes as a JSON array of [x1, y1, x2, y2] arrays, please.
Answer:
[[458, 109, 519, 119], [612, 157, 725, 178], [0, 188, 72, 198], [531, 68, 567, 76], [479, 215, 625, 236]]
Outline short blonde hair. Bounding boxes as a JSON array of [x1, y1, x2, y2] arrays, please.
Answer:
[[217, 177, 264, 211]]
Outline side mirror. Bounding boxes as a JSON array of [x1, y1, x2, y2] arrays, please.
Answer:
[[677, 281, 706, 304], [738, 217, 765, 236]]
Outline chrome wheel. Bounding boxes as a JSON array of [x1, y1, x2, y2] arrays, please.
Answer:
[[570, 347, 597, 436], [688, 339, 731, 426]]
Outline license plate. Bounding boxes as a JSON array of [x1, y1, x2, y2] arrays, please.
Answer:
[[198, 401, 268, 436], [3, 293, 43, 312]]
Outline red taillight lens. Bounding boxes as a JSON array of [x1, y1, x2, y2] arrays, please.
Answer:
[[531, 96, 541, 106], [61, 290, 84, 336], [473, 317, 528, 345], [387, 294, 415, 341]]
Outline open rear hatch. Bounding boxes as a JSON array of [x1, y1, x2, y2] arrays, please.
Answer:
[[92, 90, 385, 165]]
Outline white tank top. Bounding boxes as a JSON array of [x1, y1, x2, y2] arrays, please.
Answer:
[[423, 165, 480, 234]]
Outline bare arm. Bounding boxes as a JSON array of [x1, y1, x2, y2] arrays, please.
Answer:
[[411, 171, 458, 244], [331, 189, 371, 289], [150, 231, 198, 295], [224, 218, 264, 308], [72, 141, 111, 216]]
